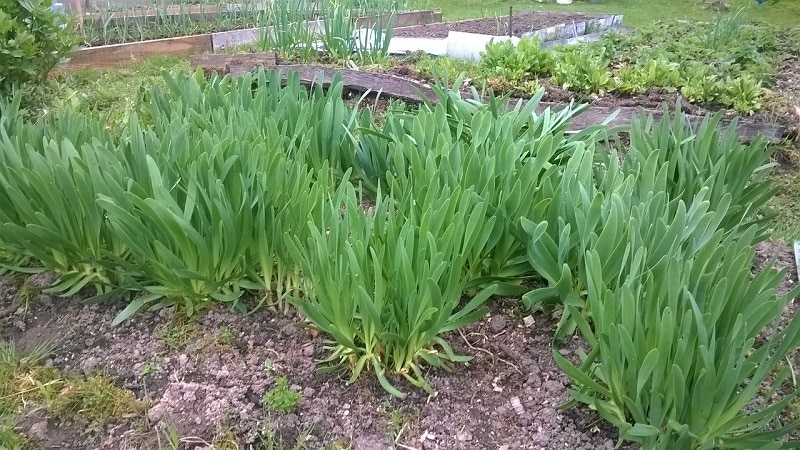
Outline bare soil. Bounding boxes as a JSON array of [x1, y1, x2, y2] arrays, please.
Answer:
[[0, 239, 797, 449], [0, 277, 626, 449], [393, 12, 605, 39]]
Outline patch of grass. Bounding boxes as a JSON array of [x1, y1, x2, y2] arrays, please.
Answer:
[[766, 168, 800, 241], [0, 341, 146, 431], [0, 418, 32, 450], [425, 0, 800, 29], [216, 326, 236, 347], [155, 314, 200, 351], [212, 427, 241, 450], [383, 404, 419, 440], [49, 373, 147, 422], [259, 415, 316, 450], [46, 56, 190, 127]]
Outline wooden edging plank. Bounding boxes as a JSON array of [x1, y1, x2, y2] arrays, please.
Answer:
[[230, 63, 440, 104], [65, 10, 440, 70], [219, 63, 785, 143], [191, 53, 277, 75], [66, 34, 212, 71]]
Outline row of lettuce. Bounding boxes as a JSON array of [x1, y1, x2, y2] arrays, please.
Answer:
[[469, 17, 793, 115], [0, 69, 798, 448]]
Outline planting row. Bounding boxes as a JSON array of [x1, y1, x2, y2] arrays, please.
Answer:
[[0, 70, 798, 448], [466, 16, 794, 114]]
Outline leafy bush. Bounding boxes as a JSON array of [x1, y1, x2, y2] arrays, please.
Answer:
[[558, 216, 800, 449], [720, 74, 762, 115], [615, 57, 683, 94], [288, 177, 498, 397], [0, 0, 77, 96]]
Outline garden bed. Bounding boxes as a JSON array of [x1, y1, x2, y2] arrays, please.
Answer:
[[63, 10, 442, 70], [1, 241, 795, 448], [393, 12, 608, 39]]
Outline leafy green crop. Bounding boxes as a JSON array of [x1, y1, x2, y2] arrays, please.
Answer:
[[551, 46, 614, 95], [481, 36, 555, 85]]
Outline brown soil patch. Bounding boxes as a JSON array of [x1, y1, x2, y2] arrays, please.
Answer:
[[1, 240, 797, 448], [393, 12, 605, 39], [0, 276, 628, 449]]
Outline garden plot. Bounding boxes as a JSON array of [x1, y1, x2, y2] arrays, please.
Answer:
[[389, 12, 622, 60], [4, 1, 800, 447]]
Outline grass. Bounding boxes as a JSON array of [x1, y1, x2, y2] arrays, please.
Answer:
[[767, 166, 800, 242], [418, 0, 800, 28], [0, 340, 146, 447], [42, 56, 190, 125], [155, 315, 200, 351]]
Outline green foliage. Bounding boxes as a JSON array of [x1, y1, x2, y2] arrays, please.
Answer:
[[705, 7, 748, 50], [258, 0, 395, 62], [615, 57, 682, 94], [410, 54, 481, 83], [0, 0, 77, 96], [551, 46, 614, 95], [720, 74, 762, 115], [80, 1, 267, 47], [263, 376, 301, 412], [0, 95, 128, 295], [289, 178, 499, 397], [523, 107, 795, 448], [558, 216, 800, 449], [467, 16, 788, 112], [480, 36, 555, 84], [0, 58, 794, 431]]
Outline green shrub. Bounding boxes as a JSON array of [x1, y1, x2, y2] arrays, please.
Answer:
[[523, 107, 793, 448], [720, 74, 762, 115], [0, 0, 77, 96]]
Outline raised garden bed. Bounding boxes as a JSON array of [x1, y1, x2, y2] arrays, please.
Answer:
[[393, 11, 609, 39], [62, 10, 442, 71]]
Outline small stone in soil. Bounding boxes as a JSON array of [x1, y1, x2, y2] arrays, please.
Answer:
[[490, 315, 508, 332]]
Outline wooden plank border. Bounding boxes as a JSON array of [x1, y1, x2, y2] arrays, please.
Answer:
[[65, 34, 213, 71], [64, 10, 440, 69], [221, 63, 786, 143]]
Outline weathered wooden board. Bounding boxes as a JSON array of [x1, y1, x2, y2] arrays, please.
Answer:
[[230, 63, 440, 104], [223, 64, 786, 143], [551, 103, 785, 143], [66, 35, 213, 71], [191, 52, 277, 75]]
